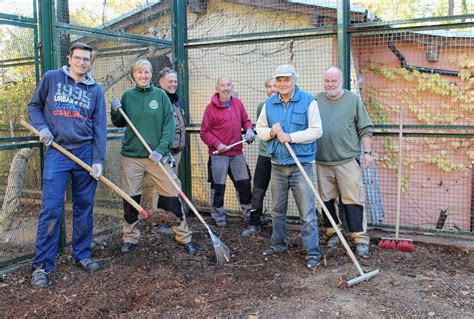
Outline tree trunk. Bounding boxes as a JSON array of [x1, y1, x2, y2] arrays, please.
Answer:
[[448, 0, 454, 15], [0, 147, 36, 233]]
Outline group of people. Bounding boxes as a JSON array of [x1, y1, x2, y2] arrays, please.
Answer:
[[27, 41, 374, 288]]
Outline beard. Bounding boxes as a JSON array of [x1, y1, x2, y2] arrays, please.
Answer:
[[325, 88, 343, 98]]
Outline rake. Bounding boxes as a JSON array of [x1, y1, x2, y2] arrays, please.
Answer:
[[20, 120, 149, 218], [114, 103, 230, 264], [378, 107, 414, 253], [284, 142, 379, 287]]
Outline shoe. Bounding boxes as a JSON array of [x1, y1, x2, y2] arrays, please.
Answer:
[[356, 243, 370, 258], [262, 246, 286, 256], [121, 242, 137, 253], [76, 258, 101, 272], [259, 215, 270, 226], [184, 242, 198, 256], [327, 234, 341, 248], [152, 224, 173, 235], [31, 268, 50, 289], [215, 220, 228, 228], [307, 257, 321, 269], [241, 225, 261, 237]]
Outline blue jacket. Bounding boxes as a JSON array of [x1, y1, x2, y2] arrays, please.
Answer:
[[28, 66, 107, 164], [266, 86, 316, 165]]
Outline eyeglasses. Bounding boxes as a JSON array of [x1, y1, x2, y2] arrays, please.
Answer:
[[72, 56, 91, 63]]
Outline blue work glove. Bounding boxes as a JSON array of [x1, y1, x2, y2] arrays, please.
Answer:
[[39, 128, 53, 146], [111, 97, 121, 112], [149, 151, 163, 164], [245, 128, 255, 144], [90, 163, 103, 180]]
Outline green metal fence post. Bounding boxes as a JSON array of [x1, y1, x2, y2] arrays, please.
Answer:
[[172, 0, 192, 200], [39, 0, 66, 252], [38, 0, 56, 72], [337, 0, 351, 90]]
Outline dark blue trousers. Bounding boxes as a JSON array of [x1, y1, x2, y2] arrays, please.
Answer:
[[32, 144, 98, 271]]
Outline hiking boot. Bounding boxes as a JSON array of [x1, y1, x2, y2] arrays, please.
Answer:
[[306, 257, 321, 269], [152, 224, 173, 235], [184, 242, 198, 256], [31, 268, 50, 289], [262, 246, 286, 256], [76, 258, 101, 272], [327, 234, 341, 248], [121, 242, 137, 253], [356, 243, 370, 258], [241, 225, 261, 237]]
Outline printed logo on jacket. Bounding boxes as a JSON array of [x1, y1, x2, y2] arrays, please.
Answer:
[[53, 83, 91, 120], [149, 100, 159, 109]]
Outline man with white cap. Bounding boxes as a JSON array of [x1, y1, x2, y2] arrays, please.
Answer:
[[256, 65, 323, 269]]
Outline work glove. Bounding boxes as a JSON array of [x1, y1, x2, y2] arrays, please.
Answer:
[[277, 132, 291, 144], [216, 143, 227, 153], [270, 123, 282, 138], [245, 128, 255, 144], [149, 151, 163, 164], [39, 128, 54, 146], [111, 97, 121, 112], [90, 163, 103, 180], [168, 154, 176, 168]]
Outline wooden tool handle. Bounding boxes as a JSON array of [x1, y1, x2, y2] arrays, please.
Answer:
[[20, 120, 148, 218]]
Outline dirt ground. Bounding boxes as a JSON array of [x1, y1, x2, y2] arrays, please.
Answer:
[[1, 215, 473, 318]]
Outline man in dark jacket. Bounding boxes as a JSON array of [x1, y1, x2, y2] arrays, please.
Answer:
[[200, 77, 255, 228], [28, 42, 107, 288]]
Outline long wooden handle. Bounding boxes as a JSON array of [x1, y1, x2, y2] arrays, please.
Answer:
[[20, 120, 148, 218], [212, 139, 246, 155], [284, 142, 365, 276], [116, 108, 214, 234], [395, 107, 403, 239]]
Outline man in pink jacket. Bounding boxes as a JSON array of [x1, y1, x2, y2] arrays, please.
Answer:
[[200, 76, 255, 228]]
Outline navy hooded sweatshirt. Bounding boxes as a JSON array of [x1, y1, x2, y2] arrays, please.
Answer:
[[28, 66, 107, 165]]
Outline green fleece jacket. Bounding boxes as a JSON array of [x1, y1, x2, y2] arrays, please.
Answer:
[[111, 85, 174, 158], [257, 101, 270, 158], [316, 90, 373, 165]]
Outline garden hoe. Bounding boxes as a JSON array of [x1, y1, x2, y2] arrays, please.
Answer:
[[20, 120, 156, 221], [284, 142, 379, 287], [112, 99, 230, 264], [378, 107, 414, 252]]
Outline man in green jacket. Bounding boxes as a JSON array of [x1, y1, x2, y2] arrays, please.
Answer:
[[111, 59, 197, 256], [316, 67, 374, 258]]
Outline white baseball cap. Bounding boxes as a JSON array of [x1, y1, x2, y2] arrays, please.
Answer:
[[272, 64, 299, 78]]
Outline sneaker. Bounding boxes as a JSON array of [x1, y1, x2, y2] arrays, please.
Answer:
[[121, 242, 137, 253], [215, 220, 228, 228], [31, 268, 50, 289], [262, 246, 286, 256], [327, 234, 341, 248], [241, 225, 261, 237], [356, 243, 370, 258], [183, 242, 198, 256], [152, 224, 173, 235], [307, 257, 321, 269], [76, 258, 101, 272]]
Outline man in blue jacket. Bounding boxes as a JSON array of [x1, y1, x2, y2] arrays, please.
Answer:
[[256, 65, 322, 269], [28, 42, 107, 288]]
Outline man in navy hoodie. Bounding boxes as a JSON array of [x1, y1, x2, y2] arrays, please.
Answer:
[[28, 42, 107, 288]]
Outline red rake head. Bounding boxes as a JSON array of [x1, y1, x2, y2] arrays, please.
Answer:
[[139, 209, 149, 218], [378, 239, 397, 250], [397, 240, 415, 253]]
